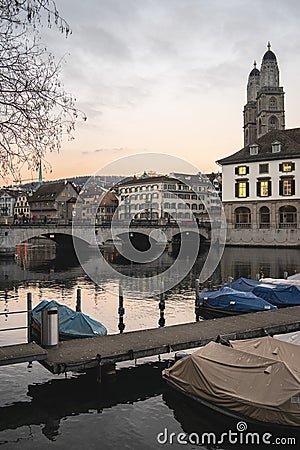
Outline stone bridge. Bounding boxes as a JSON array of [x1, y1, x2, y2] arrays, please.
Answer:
[[0, 223, 210, 255]]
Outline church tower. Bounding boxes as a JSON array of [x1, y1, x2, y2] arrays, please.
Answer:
[[243, 61, 260, 146], [243, 43, 285, 146]]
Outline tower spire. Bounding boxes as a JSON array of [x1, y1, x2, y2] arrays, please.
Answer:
[[267, 41, 271, 51], [38, 160, 43, 186]]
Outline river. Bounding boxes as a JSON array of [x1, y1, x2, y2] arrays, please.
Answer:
[[0, 242, 299, 449]]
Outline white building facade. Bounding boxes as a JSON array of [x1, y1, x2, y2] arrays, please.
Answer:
[[117, 173, 219, 223], [217, 44, 300, 246]]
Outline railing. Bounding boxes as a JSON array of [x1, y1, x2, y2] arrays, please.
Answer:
[[0, 293, 32, 343], [278, 223, 297, 229], [259, 223, 270, 229], [234, 223, 252, 229]]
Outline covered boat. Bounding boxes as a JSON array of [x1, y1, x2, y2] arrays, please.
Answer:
[[232, 277, 300, 307], [32, 300, 107, 341], [199, 285, 277, 315], [274, 331, 300, 346], [231, 277, 261, 292], [230, 336, 300, 371], [162, 341, 300, 426]]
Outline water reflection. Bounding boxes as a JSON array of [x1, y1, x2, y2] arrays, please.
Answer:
[[163, 388, 300, 449], [2, 242, 299, 291], [0, 361, 168, 441]]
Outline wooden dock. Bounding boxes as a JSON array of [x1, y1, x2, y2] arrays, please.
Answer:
[[42, 306, 300, 374], [0, 342, 47, 367], [1, 307, 299, 373]]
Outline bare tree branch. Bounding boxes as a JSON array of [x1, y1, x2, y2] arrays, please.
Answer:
[[0, 0, 86, 179]]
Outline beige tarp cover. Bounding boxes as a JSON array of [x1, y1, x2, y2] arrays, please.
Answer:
[[162, 341, 300, 426], [230, 336, 300, 377]]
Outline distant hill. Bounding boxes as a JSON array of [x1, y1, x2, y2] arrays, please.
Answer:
[[21, 175, 126, 191]]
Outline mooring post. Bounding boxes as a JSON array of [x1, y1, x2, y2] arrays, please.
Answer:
[[118, 283, 125, 334], [255, 273, 260, 281], [283, 271, 288, 280], [227, 276, 233, 288], [27, 292, 32, 343], [76, 286, 82, 312], [158, 282, 165, 327], [195, 279, 201, 322]]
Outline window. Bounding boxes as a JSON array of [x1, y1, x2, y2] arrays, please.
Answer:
[[259, 164, 269, 174], [272, 141, 281, 153], [235, 181, 249, 198], [259, 206, 270, 228], [235, 207, 251, 228], [279, 162, 295, 172], [279, 206, 297, 228], [279, 178, 295, 196], [269, 116, 278, 131], [269, 97, 277, 110], [235, 166, 248, 175], [257, 180, 271, 197], [249, 145, 259, 155], [283, 179, 292, 196]]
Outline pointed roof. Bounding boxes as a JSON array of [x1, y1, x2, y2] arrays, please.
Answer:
[[28, 181, 77, 202], [262, 42, 277, 62]]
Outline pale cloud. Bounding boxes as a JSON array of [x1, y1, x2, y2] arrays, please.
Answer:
[[14, 0, 300, 182]]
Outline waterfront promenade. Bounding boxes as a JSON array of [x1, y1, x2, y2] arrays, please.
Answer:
[[1, 306, 299, 374]]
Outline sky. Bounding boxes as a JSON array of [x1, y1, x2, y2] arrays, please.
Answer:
[[13, 0, 300, 182]]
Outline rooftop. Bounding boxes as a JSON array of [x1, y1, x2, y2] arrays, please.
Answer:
[[217, 128, 300, 165]]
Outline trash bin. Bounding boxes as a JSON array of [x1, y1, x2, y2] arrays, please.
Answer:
[[41, 307, 59, 348]]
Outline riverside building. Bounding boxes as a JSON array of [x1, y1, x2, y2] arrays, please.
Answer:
[[217, 43, 300, 246]]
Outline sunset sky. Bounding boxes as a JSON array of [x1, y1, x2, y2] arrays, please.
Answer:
[[11, 0, 300, 182]]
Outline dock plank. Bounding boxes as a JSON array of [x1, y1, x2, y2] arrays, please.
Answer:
[[0, 342, 47, 367], [43, 306, 300, 374]]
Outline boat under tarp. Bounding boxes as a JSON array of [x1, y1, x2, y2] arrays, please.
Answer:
[[232, 277, 300, 307], [231, 277, 261, 292], [230, 336, 300, 373], [162, 341, 300, 426], [262, 277, 300, 287], [199, 286, 277, 314], [274, 331, 300, 346], [32, 300, 107, 340]]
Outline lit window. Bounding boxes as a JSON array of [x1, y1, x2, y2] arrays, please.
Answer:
[[282, 162, 293, 172], [238, 166, 247, 175], [283, 179, 292, 196], [260, 181, 269, 197], [239, 182, 247, 198]]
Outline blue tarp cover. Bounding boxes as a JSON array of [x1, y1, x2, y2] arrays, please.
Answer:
[[231, 277, 261, 292], [253, 284, 300, 307], [32, 300, 107, 338], [199, 286, 277, 313], [232, 278, 300, 307]]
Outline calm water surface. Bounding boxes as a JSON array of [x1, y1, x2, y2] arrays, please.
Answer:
[[0, 242, 300, 449]]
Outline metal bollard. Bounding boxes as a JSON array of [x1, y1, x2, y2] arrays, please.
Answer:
[[76, 287, 82, 312], [41, 307, 59, 348], [283, 271, 288, 280], [158, 290, 165, 327], [27, 292, 32, 343], [195, 279, 201, 322], [118, 284, 125, 334]]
